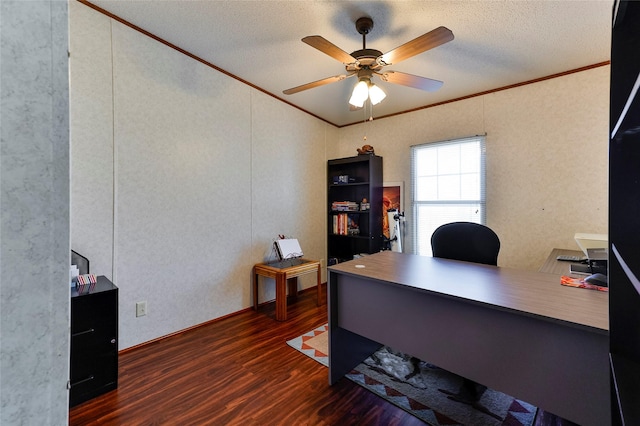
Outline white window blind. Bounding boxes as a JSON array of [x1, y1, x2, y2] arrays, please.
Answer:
[[411, 136, 486, 256]]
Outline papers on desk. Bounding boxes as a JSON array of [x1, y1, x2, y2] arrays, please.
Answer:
[[561, 276, 608, 292]]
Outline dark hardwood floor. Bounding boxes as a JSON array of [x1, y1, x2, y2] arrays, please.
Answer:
[[69, 285, 575, 426]]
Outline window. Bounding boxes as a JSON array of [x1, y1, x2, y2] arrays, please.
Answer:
[[411, 136, 486, 256]]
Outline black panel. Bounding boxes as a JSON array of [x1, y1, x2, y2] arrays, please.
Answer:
[[608, 250, 640, 359], [610, 0, 640, 127], [609, 2, 640, 425]]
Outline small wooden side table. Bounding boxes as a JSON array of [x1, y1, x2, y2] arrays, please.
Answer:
[[253, 258, 322, 321]]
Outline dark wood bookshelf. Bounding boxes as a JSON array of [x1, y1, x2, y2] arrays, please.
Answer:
[[327, 155, 383, 264]]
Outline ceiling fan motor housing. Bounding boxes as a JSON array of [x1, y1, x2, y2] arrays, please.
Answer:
[[350, 17, 383, 70], [348, 49, 384, 71]]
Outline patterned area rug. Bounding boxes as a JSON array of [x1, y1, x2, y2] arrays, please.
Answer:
[[287, 324, 537, 426]]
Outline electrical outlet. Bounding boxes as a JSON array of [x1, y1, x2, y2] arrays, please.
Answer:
[[136, 301, 147, 317]]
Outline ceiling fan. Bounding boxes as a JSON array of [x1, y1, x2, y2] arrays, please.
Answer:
[[283, 17, 454, 108]]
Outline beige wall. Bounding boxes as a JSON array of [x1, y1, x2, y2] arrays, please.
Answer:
[[71, 1, 609, 348], [70, 2, 329, 349], [334, 66, 609, 270]]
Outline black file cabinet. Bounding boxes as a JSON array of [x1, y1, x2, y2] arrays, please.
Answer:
[[70, 276, 118, 407]]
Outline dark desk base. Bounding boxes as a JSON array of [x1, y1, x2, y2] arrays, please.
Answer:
[[328, 271, 609, 426]]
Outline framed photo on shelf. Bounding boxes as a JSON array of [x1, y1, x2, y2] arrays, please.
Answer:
[[382, 182, 404, 238]]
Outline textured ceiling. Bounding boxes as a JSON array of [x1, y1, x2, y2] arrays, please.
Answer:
[[87, 0, 612, 127]]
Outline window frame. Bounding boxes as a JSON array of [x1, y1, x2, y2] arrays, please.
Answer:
[[410, 136, 487, 256]]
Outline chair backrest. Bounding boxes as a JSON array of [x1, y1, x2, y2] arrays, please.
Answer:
[[431, 222, 500, 266]]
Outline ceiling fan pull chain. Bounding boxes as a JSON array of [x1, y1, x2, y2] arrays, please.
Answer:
[[362, 101, 368, 141]]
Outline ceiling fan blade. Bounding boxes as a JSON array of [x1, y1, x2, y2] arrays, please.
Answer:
[[302, 35, 357, 64], [379, 26, 454, 65], [283, 73, 355, 95], [380, 71, 444, 92]]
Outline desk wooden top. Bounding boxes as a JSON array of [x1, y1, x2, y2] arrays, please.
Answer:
[[329, 251, 608, 333], [539, 248, 586, 275]]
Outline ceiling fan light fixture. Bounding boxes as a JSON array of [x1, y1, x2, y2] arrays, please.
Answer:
[[349, 79, 369, 107], [349, 77, 386, 108], [368, 83, 386, 105]]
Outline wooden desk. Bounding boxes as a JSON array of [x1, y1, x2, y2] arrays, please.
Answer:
[[253, 259, 321, 321], [328, 251, 610, 426], [539, 248, 586, 275]]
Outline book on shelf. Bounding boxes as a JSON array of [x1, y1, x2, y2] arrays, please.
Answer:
[[331, 201, 359, 211], [332, 213, 360, 236]]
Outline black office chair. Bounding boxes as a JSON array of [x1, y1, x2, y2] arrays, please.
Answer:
[[430, 221, 500, 410], [431, 221, 500, 266]]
